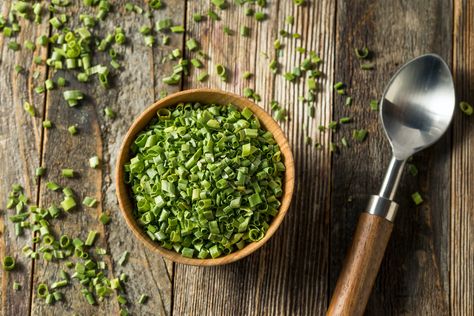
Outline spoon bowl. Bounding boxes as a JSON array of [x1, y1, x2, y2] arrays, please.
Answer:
[[381, 54, 456, 160]]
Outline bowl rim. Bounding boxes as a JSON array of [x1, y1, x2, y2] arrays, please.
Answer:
[[115, 88, 295, 266]]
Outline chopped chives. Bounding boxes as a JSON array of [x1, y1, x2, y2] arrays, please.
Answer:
[[15, 65, 24, 74], [7, 41, 20, 51], [138, 294, 148, 304], [459, 101, 473, 116], [186, 38, 199, 51], [193, 13, 203, 22], [207, 10, 219, 21], [2, 256, 15, 271], [341, 137, 349, 147], [345, 96, 352, 106], [190, 58, 203, 68], [240, 26, 250, 37], [411, 192, 423, 205], [170, 25, 185, 33], [13, 281, 21, 291], [361, 63, 374, 70], [46, 181, 61, 191], [61, 168, 75, 178], [407, 163, 418, 176], [83, 197, 98, 208], [89, 156, 100, 169], [339, 117, 351, 124], [255, 12, 266, 21], [35, 167, 46, 177], [352, 129, 368, 142], [369, 99, 379, 111], [354, 47, 370, 59], [223, 26, 233, 35], [104, 107, 116, 119], [23, 102, 35, 117], [61, 196, 76, 211], [85, 230, 98, 246], [25, 40, 35, 51], [68, 125, 78, 135], [197, 72, 208, 82], [118, 250, 129, 266]]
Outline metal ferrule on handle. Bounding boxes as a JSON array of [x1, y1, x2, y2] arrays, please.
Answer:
[[366, 195, 398, 222], [365, 156, 406, 222]]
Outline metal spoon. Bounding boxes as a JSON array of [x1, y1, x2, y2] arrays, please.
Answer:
[[327, 54, 456, 316]]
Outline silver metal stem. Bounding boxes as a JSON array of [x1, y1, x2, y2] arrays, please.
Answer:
[[378, 156, 406, 200]]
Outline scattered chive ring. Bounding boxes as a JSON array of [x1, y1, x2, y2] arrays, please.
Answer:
[[2, 256, 16, 271], [125, 103, 285, 259], [459, 101, 473, 116]]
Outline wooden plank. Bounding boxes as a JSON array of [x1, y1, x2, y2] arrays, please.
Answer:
[[173, 1, 335, 315], [331, 0, 452, 314], [452, 1, 474, 315], [30, 1, 183, 315], [0, 1, 50, 314]]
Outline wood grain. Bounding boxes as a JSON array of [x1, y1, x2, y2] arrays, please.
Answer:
[[1, 0, 473, 315], [173, 1, 335, 315], [0, 0, 49, 314], [331, 0, 452, 315], [327, 213, 393, 316], [452, 1, 474, 315]]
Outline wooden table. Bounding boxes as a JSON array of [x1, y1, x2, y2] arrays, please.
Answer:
[[1, 0, 472, 315]]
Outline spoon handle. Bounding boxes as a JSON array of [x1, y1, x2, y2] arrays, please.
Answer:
[[327, 212, 393, 316]]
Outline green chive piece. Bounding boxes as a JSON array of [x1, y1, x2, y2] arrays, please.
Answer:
[[35, 167, 46, 177], [42, 120, 52, 128], [61, 196, 76, 211], [170, 25, 185, 33], [255, 12, 266, 21], [369, 99, 379, 111], [46, 181, 61, 191], [208, 10, 219, 21], [411, 192, 423, 205], [354, 47, 370, 59], [352, 129, 368, 142], [240, 26, 250, 37], [83, 197, 98, 208], [361, 62, 374, 70], [138, 294, 148, 304], [186, 38, 199, 51], [13, 281, 21, 291], [85, 230, 98, 246], [61, 168, 75, 178], [89, 156, 100, 169], [104, 107, 116, 119], [407, 163, 418, 176], [118, 250, 129, 266], [68, 125, 78, 135], [459, 101, 473, 116], [197, 72, 208, 82], [23, 102, 35, 117], [2, 256, 15, 271], [193, 13, 203, 22], [345, 96, 352, 106]]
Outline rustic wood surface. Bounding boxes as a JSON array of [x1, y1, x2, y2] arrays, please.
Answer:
[[0, 0, 472, 315]]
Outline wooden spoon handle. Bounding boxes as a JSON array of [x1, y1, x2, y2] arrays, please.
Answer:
[[327, 212, 394, 316]]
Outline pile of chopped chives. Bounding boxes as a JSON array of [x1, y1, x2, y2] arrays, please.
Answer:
[[125, 103, 285, 259], [3, 183, 142, 312]]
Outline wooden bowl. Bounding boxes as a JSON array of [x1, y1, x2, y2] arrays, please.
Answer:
[[115, 88, 295, 266]]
